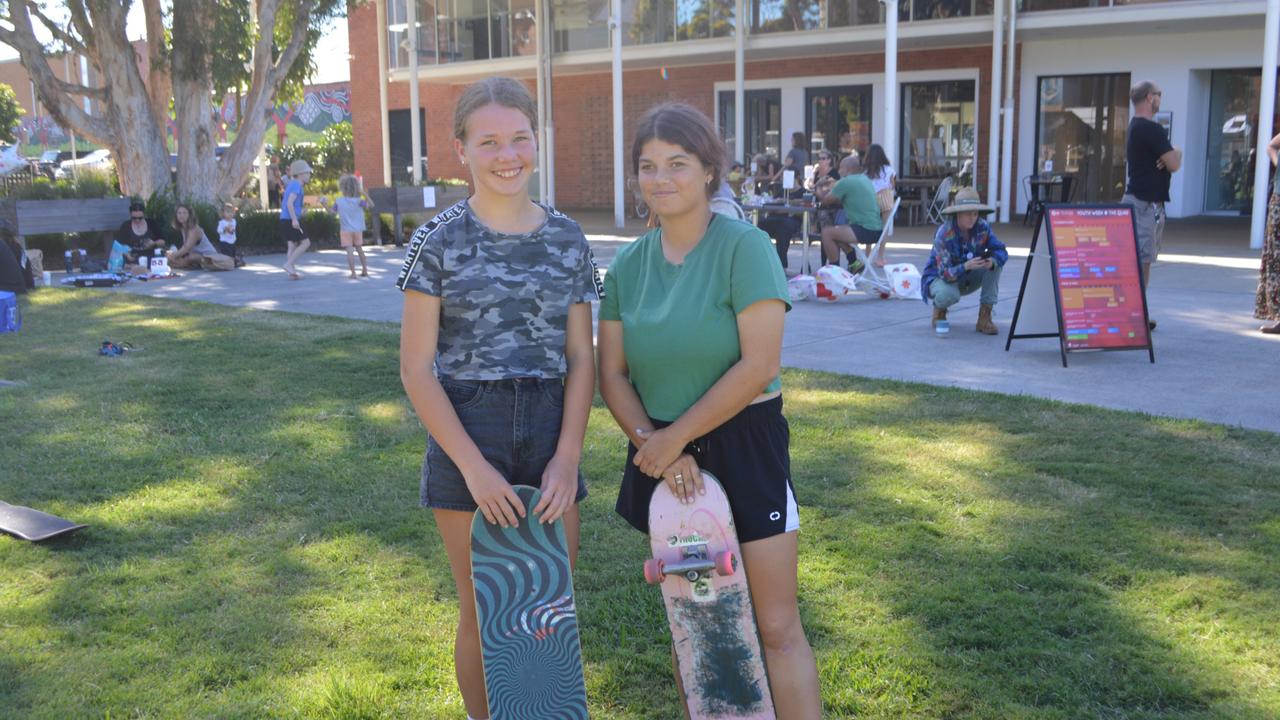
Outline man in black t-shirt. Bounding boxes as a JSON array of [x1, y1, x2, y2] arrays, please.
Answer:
[[1121, 80, 1181, 330]]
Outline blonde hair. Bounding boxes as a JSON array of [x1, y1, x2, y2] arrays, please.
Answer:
[[453, 77, 538, 141], [338, 174, 361, 198]]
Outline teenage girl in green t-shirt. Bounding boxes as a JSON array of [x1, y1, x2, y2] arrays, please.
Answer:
[[597, 102, 823, 718]]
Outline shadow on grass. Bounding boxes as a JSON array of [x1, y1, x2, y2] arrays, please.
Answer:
[[1, 292, 1277, 718], [785, 370, 1279, 718], [0, 291, 456, 718]]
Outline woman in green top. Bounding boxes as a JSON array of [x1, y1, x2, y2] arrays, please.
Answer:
[[598, 102, 823, 718]]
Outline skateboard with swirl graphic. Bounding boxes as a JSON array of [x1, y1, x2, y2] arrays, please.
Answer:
[[471, 485, 587, 720], [644, 472, 775, 719]]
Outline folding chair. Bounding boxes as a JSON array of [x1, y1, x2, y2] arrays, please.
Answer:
[[925, 176, 953, 225], [850, 197, 900, 298]]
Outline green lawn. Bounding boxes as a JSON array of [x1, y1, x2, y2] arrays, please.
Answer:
[[1, 290, 1278, 719]]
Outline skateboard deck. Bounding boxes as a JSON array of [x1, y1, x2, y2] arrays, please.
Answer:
[[645, 472, 774, 719], [471, 485, 588, 720], [0, 500, 87, 542]]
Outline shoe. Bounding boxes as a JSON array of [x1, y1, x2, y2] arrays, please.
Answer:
[[976, 304, 998, 335], [932, 306, 949, 336], [848, 259, 865, 275], [1148, 320, 1157, 331], [1262, 322, 1280, 335]]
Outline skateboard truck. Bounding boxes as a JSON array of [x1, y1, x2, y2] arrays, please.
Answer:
[[644, 545, 737, 601]]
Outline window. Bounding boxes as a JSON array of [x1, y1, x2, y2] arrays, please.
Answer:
[[901, 80, 976, 179], [387, 0, 440, 68], [1204, 69, 1280, 213], [806, 86, 873, 159], [554, 0, 608, 52], [719, 89, 782, 163], [1034, 73, 1129, 202]]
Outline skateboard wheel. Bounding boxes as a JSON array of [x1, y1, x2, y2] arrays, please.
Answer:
[[643, 558, 666, 584], [714, 551, 737, 577]]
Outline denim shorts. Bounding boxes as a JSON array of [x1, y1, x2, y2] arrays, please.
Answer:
[[421, 377, 589, 511]]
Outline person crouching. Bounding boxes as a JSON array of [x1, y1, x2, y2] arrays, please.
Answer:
[[920, 187, 1007, 336]]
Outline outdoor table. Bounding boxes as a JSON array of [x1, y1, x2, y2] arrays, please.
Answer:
[[896, 177, 942, 225], [1025, 174, 1074, 225], [742, 201, 818, 275]]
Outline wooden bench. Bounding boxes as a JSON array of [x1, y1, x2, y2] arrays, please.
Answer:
[[367, 186, 465, 246], [0, 198, 132, 253]]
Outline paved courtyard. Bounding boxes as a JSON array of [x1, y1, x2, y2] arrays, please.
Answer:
[[102, 213, 1277, 433]]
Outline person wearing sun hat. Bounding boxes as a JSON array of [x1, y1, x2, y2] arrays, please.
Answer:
[[279, 158, 313, 280], [920, 186, 1008, 336]]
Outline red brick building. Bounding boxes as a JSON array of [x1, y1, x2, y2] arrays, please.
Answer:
[[347, 0, 1277, 221]]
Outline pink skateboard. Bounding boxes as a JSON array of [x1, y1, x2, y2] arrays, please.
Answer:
[[644, 471, 775, 719]]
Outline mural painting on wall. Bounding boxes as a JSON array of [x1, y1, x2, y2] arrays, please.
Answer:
[[18, 83, 351, 151]]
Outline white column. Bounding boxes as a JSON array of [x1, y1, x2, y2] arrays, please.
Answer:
[[884, 0, 898, 171], [376, 0, 393, 186], [611, 0, 624, 227], [986, 0, 1004, 208], [1251, 0, 1279, 250], [535, 0, 548, 201], [734, 0, 745, 163], [407, 0, 423, 184], [998, 0, 1015, 223], [543, 2, 556, 208]]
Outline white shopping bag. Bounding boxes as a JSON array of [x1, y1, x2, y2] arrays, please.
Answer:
[[886, 263, 922, 300], [815, 265, 859, 302], [787, 274, 817, 303]]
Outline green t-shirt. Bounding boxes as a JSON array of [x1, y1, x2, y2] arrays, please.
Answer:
[[831, 174, 883, 231], [598, 215, 791, 422]]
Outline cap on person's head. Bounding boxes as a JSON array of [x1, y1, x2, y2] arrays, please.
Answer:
[[940, 186, 996, 216], [222, 202, 236, 212], [129, 201, 145, 212], [288, 159, 313, 177]]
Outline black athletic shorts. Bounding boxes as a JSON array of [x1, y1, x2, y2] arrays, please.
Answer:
[[279, 219, 308, 244], [615, 395, 799, 543]]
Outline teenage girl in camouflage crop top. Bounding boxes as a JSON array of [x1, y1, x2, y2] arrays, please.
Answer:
[[397, 77, 601, 720]]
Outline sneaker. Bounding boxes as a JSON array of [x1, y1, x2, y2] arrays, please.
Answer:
[[848, 259, 865, 275], [935, 319, 950, 337]]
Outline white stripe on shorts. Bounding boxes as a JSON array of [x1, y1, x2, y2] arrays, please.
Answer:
[[784, 481, 800, 532]]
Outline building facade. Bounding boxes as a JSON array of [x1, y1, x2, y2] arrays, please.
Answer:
[[347, 0, 1277, 219]]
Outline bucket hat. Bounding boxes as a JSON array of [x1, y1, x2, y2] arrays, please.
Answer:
[[940, 186, 995, 215], [288, 159, 313, 177]]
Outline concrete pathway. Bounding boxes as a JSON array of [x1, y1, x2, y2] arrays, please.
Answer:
[[105, 214, 1278, 434]]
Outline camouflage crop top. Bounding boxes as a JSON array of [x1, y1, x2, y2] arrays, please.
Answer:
[[396, 200, 603, 379]]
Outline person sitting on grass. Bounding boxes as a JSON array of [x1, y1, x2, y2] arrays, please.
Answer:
[[816, 154, 882, 274], [920, 187, 1008, 336], [115, 201, 164, 264], [166, 204, 218, 270]]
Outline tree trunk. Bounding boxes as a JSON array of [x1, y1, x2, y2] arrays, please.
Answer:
[[171, 0, 219, 202], [0, 0, 171, 199]]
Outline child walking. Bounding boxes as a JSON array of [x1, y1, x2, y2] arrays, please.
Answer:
[[334, 174, 371, 278], [397, 76, 601, 720], [279, 159, 312, 280], [216, 203, 244, 267]]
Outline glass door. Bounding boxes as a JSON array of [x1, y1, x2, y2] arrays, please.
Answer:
[[718, 89, 782, 164], [1034, 73, 1129, 202], [1204, 69, 1280, 215], [805, 85, 872, 160]]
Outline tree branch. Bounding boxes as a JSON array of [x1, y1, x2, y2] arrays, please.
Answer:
[[141, 0, 171, 132], [22, 0, 88, 55]]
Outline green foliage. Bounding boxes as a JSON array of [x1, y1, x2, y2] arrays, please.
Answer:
[[229, 209, 339, 250], [318, 122, 353, 177], [0, 82, 26, 144], [5, 170, 120, 200]]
